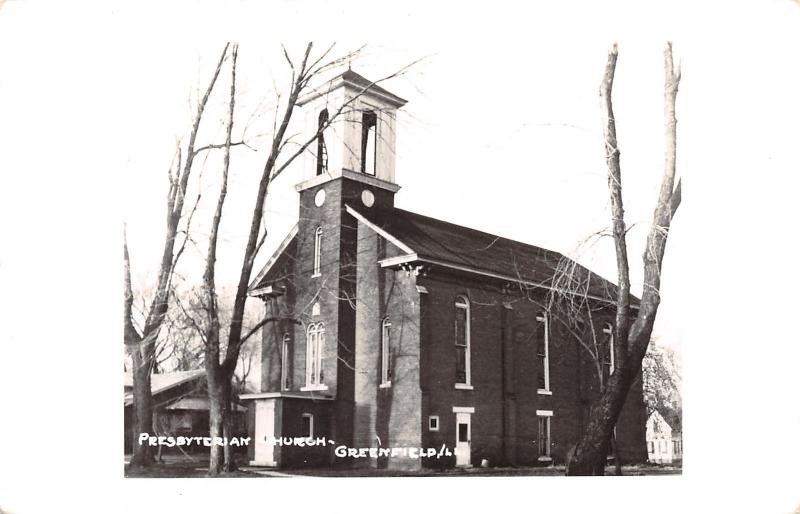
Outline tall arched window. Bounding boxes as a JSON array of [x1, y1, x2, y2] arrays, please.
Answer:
[[380, 318, 392, 386], [281, 333, 291, 391], [361, 110, 377, 175], [454, 296, 471, 387], [602, 322, 614, 381], [305, 322, 325, 387], [536, 312, 550, 393], [316, 109, 329, 176], [312, 226, 322, 277]]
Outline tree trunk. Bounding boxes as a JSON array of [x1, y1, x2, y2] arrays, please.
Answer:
[[129, 351, 154, 467], [222, 381, 237, 472], [567, 367, 634, 475], [207, 375, 224, 476], [566, 42, 681, 476]]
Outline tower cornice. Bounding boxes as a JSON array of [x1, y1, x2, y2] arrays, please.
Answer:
[[295, 168, 401, 194]]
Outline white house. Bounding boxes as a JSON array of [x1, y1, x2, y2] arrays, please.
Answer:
[[645, 410, 682, 464]]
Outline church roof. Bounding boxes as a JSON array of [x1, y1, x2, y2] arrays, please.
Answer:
[[352, 206, 624, 304], [250, 204, 630, 306]]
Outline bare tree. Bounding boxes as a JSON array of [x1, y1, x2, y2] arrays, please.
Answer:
[[565, 42, 682, 475], [123, 44, 230, 468]]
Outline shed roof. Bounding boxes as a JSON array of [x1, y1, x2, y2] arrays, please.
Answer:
[[123, 369, 205, 406]]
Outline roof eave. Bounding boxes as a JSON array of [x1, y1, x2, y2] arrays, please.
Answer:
[[378, 253, 638, 309]]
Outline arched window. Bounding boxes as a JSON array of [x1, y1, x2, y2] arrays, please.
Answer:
[[316, 109, 329, 176], [281, 333, 291, 391], [305, 322, 325, 387], [536, 312, 550, 393], [361, 110, 377, 175], [454, 296, 471, 387], [602, 322, 614, 382], [380, 318, 392, 386], [313, 226, 322, 277]]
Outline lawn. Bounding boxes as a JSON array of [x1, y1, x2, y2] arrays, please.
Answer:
[[124, 454, 681, 478]]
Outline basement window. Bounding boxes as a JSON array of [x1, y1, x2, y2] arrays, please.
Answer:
[[361, 110, 377, 175], [428, 416, 439, 431]]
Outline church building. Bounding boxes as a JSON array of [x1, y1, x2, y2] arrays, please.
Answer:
[[240, 70, 647, 469]]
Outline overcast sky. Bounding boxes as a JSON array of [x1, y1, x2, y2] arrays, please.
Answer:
[[1, 1, 800, 513]]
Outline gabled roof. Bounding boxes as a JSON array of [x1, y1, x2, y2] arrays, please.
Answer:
[[350, 205, 625, 304], [248, 224, 299, 293], [248, 204, 631, 306]]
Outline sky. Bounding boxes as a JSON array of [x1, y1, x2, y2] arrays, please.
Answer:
[[1, 1, 799, 513]]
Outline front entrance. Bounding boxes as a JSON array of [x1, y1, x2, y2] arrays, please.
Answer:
[[455, 411, 471, 467], [253, 400, 275, 466]]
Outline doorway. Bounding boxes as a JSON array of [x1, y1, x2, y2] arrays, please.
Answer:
[[455, 411, 471, 467]]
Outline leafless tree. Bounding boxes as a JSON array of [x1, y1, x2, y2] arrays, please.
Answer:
[[123, 44, 231, 468], [565, 42, 682, 475]]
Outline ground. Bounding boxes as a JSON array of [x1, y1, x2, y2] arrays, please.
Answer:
[[124, 454, 681, 478]]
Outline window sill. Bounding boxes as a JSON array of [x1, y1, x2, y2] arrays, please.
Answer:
[[455, 383, 473, 390], [379, 382, 392, 389], [537, 456, 553, 463], [537, 389, 552, 396], [300, 384, 328, 392], [311, 273, 321, 278]]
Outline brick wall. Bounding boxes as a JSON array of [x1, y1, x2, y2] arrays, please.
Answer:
[[417, 270, 647, 468]]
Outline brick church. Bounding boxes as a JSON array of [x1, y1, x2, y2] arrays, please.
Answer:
[[241, 70, 647, 469]]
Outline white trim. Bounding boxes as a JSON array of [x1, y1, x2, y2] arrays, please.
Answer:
[[379, 382, 392, 389], [345, 204, 415, 254], [454, 383, 474, 390], [536, 410, 554, 416], [249, 285, 287, 298], [381, 253, 419, 268], [428, 415, 440, 431], [296, 168, 402, 193], [537, 389, 553, 396], [415, 285, 429, 294], [296, 72, 408, 108], [299, 384, 329, 392], [452, 406, 475, 413], [248, 224, 299, 291]]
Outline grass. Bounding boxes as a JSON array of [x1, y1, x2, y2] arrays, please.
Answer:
[[124, 454, 681, 478]]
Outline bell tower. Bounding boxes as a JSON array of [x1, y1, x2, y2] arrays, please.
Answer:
[[295, 69, 407, 208], [287, 71, 407, 452]]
